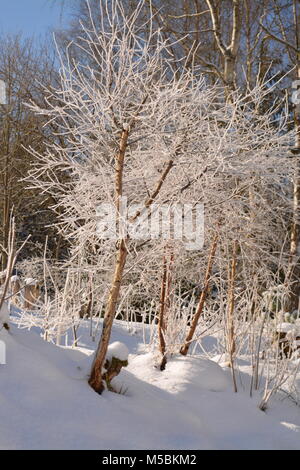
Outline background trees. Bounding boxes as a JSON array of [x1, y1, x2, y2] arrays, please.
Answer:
[[0, 0, 299, 399], [0, 0, 295, 267], [0, 35, 65, 268]]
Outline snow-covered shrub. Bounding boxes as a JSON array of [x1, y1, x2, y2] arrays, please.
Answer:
[[102, 342, 129, 392]]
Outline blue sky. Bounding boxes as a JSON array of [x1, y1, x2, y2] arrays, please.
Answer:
[[0, 0, 75, 38]]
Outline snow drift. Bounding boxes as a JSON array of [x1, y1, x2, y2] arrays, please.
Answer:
[[0, 323, 299, 450]]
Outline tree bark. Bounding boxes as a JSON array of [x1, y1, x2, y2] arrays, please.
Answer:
[[89, 127, 129, 393], [226, 240, 238, 392], [180, 233, 218, 356], [286, 1, 300, 312], [206, 0, 241, 94], [89, 238, 128, 393], [158, 254, 167, 360]]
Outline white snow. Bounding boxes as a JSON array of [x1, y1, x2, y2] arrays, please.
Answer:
[[277, 322, 300, 340], [106, 341, 129, 362], [24, 278, 38, 286], [276, 322, 295, 334], [0, 321, 300, 450], [126, 353, 229, 393]]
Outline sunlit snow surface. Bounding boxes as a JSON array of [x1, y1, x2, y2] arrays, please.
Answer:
[[0, 319, 299, 450]]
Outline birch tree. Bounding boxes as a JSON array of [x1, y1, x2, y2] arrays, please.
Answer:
[[27, 0, 221, 393], [26, 0, 294, 394], [260, 0, 300, 312]]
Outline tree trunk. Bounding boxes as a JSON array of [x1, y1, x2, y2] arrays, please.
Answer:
[[89, 238, 128, 393], [226, 240, 238, 393], [261, 0, 300, 313], [89, 127, 129, 393], [158, 255, 167, 360], [180, 233, 218, 356], [158, 250, 173, 371], [287, 5, 300, 312], [206, 0, 241, 95]]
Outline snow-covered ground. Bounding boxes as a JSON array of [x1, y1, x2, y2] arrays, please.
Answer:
[[0, 320, 300, 450]]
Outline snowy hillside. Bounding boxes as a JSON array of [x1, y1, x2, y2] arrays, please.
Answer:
[[0, 321, 299, 450]]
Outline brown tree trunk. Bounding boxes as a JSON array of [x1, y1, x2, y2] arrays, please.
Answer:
[[226, 240, 238, 392], [287, 53, 300, 312], [89, 239, 128, 393], [89, 126, 129, 393], [227, 241, 237, 353], [180, 233, 219, 356], [89, 119, 176, 392], [287, 0, 300, 312], [158, 255, 167, 358], [158, 250, 173, 371]]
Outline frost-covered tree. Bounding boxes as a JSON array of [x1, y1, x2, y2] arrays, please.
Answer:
[[28, 0, 219, 392], [27, 0, 293, 393]]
